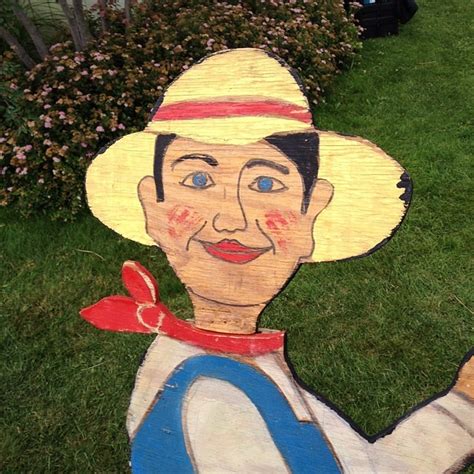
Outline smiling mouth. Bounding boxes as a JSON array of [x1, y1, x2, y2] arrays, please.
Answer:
[[199, 239, 272, 264]]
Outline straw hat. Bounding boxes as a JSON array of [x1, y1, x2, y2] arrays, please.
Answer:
[[86, 48, 411, 263]]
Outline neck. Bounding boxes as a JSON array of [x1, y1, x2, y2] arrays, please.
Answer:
[[190, 292, 264, 334]]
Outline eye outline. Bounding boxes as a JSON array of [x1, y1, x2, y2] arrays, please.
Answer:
[[248, 175, 288, 193], [180, 171, 216, 190]]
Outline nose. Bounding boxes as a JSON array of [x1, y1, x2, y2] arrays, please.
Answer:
[[212, 188, 247, 233]]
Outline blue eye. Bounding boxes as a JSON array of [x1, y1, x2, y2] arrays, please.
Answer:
[[192, 172, 208, 187], [257, 177, 273, 192], [249, 176, 287, 193], [181, 171, 215, 189]]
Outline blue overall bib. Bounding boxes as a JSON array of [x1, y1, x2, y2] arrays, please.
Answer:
[[131, 355, 340, 473]]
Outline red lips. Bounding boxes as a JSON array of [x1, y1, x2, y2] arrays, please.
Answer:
[[201, 239, 271, 264]]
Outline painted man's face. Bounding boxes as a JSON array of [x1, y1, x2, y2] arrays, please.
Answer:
[[139, 136, 332, 306]]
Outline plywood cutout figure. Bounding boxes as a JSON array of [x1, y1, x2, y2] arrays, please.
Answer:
[[81, 49, 473, 473]]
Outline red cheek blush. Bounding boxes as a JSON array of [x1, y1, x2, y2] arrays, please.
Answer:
[[175, 208, 190, 224], [264, 210, 297, 231], [276, 238, 288, 251], [167, 205, 203, 238], [288, 211, 298, 224], [265, 210, 287, 231], [264, 210, 299, 253], [168, 227, 178, 238]]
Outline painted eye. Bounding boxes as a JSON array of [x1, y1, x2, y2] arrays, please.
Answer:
[[181, 171, 215, 189], [249, 176, 287, 193]]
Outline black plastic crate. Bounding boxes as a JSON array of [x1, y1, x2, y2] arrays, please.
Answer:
[[344, 0, 418, 38], [357, 0, 399, 39]]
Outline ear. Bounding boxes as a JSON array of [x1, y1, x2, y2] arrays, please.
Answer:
[[138, 176, 162, 246], [299, 178, 333, 263], [306, 178, 334, 218]]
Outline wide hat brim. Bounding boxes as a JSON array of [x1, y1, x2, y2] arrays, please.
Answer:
[[86, 130, 410, 263]]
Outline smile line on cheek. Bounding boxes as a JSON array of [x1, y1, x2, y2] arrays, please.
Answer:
[[255, 219, 276, 255], [186, 221, 207, 251]]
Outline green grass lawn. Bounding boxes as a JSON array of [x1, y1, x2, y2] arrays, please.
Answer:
[[1, 0, 473, 471]]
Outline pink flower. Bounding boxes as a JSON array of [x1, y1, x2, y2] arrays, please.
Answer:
[[16, 152, 26, 160], [38, 178, 45, 184], [80, 142, 88, 148], [117, 123, 125, 130], [59, 111, 66, 120], [24, 145, 32, 152], [10, 83, 18, 90], [52, 156, 61, 163], [81, 70, 89, 76], [43, 139, 52, 146], [56, 66, 65, 72], [44, 121, 52, 129], [96, 125, 105, 132], [0, 138, 5, 143], [44, 104, 51, 109]]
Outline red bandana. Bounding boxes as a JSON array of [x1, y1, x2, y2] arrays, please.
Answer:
[[80, 261, 284, 356]]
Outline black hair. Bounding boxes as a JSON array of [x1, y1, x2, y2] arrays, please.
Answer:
[[153, 133, 176, 202], [153, 131, 319, 213], [265, 132, 319, 213]]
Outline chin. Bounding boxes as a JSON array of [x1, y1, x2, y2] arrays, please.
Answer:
[[173, 246, 299, 307], [190, 285, 273, 307]]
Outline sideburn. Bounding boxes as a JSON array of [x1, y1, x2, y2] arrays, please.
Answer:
[[154, 133, 176, 202]]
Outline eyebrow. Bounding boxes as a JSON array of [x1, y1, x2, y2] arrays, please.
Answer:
[[172, 154, 218, 168], [244, 159, 289, 175]]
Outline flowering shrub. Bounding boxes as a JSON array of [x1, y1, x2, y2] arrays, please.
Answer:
[[0, 0, 361, 220]]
